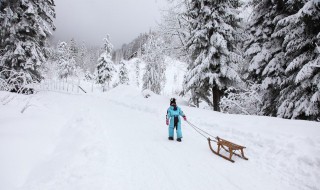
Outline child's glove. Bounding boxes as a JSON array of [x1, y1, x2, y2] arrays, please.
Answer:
[[166, 119, 169, 125], [183, 116, 187, 121]]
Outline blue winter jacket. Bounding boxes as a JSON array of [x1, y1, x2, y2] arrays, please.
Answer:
[[166, 106, 185, 128]]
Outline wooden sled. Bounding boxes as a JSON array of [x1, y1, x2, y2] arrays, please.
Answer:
[[207, 137, 248, 163]]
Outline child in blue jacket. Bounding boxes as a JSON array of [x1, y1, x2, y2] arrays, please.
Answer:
[[166, 98, 187, 142]]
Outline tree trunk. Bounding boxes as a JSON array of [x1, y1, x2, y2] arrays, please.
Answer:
[[196, 97, 199, 108], [212, 86, 221, 112]]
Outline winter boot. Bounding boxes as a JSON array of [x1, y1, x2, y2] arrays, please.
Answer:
[[168, 137, 174, 140], [177, 138, 181, 142]]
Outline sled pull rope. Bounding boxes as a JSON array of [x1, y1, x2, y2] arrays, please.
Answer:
[[185, 120, 218, 142]]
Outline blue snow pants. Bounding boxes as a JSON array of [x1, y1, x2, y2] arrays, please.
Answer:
[[166, 106, 185, 139]]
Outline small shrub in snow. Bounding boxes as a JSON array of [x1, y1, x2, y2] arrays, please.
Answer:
[[112, 81, 120, 88], [142, 89, 154, 98], [220, 83, 262, 115], [84, 71, 94, 81], [0, 70, 35, 94]]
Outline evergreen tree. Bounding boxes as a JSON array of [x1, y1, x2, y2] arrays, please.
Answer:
[[275, 0, 320, 120], [119, 60, 129, 85], [142, 35, 166, 94], [0, 0, 55, 82], [135, 59, 141, 87], [183, 0, 243, 111], [244, 0, 290, 116], [78, 41, 87, 69], [69, 38, 79, 65], [57, 41, 75, 79], [96, 35, 115, 91]]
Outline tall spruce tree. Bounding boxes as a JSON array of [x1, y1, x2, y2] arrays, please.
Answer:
[[96, 35, 115, 91], [119, 60, 129, 85], [183, 0, 243, 111], [0, 0, 55, 81], [69, 38, 79, 66], [275, 0, 320, 120], [244, 0, 288, 116]]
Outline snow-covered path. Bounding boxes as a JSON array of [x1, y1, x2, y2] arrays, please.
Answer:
[[1, 87, 319, 190]]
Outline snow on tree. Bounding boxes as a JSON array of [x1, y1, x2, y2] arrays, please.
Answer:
[[78, 41, 87, 69], [84, 70, 94, 81], [274, 0, 320, 120], [69, 38, 80, 66], [135, 59, 141, 87], [114, 33, 149, 60], [69, 38, 78, 58], [243, 0, 290, 116], [87, 46, 100, 73], [220, 82, 263, 115], [119, 60, 129, 85], [0, 0, 55, 83], [182, 0, 243, 111], [96, 35, 115, 92], [142, 34, 166, 94], [57, 42, 76, 79], [159, 0, 189, 61]]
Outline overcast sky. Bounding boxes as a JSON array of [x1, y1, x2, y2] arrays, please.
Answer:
[[53, 0, 168, 49]]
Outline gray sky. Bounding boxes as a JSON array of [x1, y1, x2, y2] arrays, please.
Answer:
[[53, 0, 167, 48]]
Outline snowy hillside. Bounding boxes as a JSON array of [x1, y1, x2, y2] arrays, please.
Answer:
[[0, 86, 319, 190]]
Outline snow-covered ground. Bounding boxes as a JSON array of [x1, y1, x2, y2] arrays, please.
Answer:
[[0, 86, 319, 190]]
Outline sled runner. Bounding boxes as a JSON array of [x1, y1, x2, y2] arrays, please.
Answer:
[[208, 137, 248, 163]]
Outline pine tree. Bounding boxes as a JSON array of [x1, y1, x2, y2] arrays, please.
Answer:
[[69, 38, 79, 65], [142, 35, 166, 94], [119, 60, 129, 85], [96, 35, 115, 91], [244, 0, 291, 116], [57, 41, 75, 79], [275, 0, 320, 120], [183, 0, 243, 111], [135, 59, 141, 87], [0, 0, 55, 82], [78, 41, 87, 69]]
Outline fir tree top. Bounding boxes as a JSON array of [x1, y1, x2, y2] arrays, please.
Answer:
[[103, 34, 113, 56]]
